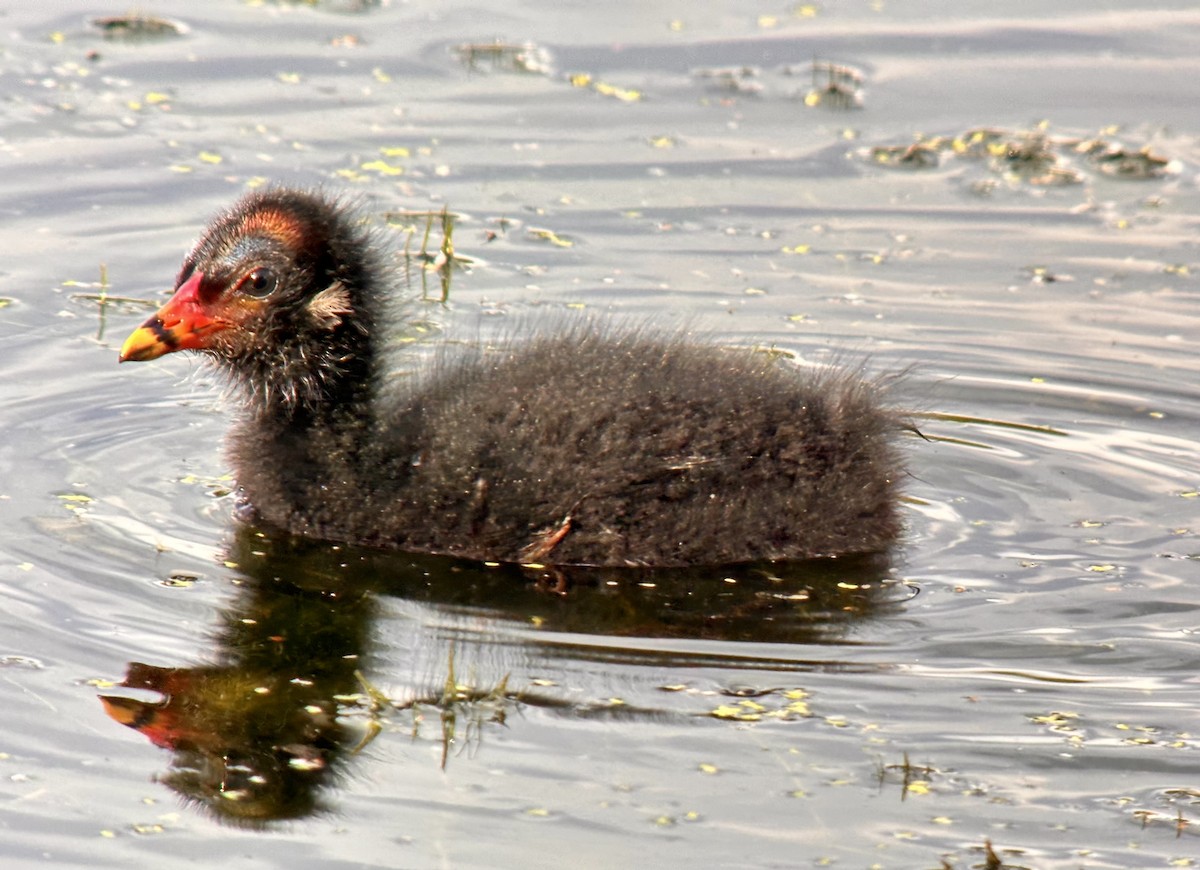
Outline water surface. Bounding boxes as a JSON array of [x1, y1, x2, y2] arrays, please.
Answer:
[[1, 2, 1198, 868]]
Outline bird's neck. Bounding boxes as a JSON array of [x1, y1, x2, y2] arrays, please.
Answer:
[[265, 354, 375, 428], [233, 308, 381, 434]]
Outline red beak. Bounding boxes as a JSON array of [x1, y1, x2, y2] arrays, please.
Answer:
[[119, 272, 225, 362]]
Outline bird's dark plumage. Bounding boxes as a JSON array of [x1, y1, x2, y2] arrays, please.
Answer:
[[121, 188, 906, 567]]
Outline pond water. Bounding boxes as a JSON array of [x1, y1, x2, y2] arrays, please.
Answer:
[[2, 1, 1198, 868]]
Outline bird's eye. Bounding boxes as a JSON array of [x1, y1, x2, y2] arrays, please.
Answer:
[[238, 267, 277, 298]]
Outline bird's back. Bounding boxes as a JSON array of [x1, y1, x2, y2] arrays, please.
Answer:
[[336, 330, 905, 566]]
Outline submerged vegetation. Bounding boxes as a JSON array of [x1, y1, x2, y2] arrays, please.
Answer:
[[383, 206, 472, 302], [90, 15, 188, 39], [868, 123, 1176, 187]]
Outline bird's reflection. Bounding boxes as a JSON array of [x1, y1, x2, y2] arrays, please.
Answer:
[[101, 525, 904, 826]]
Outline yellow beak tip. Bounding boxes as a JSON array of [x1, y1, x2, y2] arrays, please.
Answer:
[[118, 326, 168, 363]]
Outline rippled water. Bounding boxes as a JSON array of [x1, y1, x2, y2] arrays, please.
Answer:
[[2, 2, 1198, 868]]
